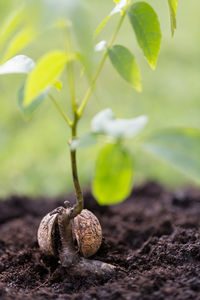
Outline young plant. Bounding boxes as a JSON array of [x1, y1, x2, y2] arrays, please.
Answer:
[[1, 0, 200, 275]]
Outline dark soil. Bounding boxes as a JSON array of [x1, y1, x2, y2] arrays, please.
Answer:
[[0, 182, 200, 300]]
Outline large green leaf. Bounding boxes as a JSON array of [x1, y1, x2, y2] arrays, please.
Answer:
[[108, 45, 141, 91], [143, 128, 200, 182], [24, 51, 69, 107], [93, 143, 134, 205], [168, 0, 178, 36], [128, 2, 161, 69]]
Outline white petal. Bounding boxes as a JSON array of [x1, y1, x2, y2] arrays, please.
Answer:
[[104, 116, 148, 138], [0, 55, 35, 75], [95, 40, 108, 52], [91, 108, 114, 133], [91, 108, 148, 139], [110, 0, 127, 16]]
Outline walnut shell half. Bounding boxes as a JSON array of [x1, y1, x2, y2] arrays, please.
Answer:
[[37, 212, 58, 256], [73, 209, 102, 258]]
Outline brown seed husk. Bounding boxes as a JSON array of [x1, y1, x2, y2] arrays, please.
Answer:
[[37, 212, 58, 256], [73, 209, 102, 258]]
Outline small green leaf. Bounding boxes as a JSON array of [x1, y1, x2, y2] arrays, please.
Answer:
[[24, 51, 69, 107], [108, 45, 141, 91], [168, 0, 178, 36], [2, 27, 37, 62], [128, 2, 162, 69], [93, 143, 134, 205], [0, 55, 35, 75], [18, 84, 47, 117], [143, 128, 200, 182], [92, 108, 148, 138]]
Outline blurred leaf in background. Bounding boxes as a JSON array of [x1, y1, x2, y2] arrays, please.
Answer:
[[41, 0, 94, 75], [143, 128, 200, 183]]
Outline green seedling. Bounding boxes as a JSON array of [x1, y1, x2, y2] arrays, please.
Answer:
[[1, 0, 199, 275]]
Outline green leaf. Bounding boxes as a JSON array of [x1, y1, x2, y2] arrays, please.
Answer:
[[143, 128, 200, 182], [93, 143, 134, 205], [2, 27, 37, 62], [0, 7, 25, 51], [18, 84, 47, 117], [24, 51, 69, 107], [168, 0, 178, 36], [108, 45, 141, 91], [0, 55, 35, 75], [128, 2, 162, 69], [91, 108, 148, 138]]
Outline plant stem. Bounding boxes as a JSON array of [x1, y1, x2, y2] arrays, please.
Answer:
[[63, 27, 84, 218], [69, 112, 84, 218], [67, 12, 126, 218], [77, 13, 126, 117], [49, 94, 72, 127]]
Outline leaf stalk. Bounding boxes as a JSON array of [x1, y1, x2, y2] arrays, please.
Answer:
[[49, 94, 72, 127]]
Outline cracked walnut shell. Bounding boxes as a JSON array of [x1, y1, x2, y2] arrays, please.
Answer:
[[73, 209, 102, 258], [37, 208, 102, 258]]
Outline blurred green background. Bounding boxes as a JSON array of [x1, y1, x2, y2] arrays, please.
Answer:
[[0, 0, 199, 198]]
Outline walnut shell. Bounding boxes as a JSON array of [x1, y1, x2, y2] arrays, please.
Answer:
[[73, 209, 102, 258], [37, 208, 102, 259], [37, 212, 58, 256]]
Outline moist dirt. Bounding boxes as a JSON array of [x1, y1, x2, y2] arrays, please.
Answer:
[[0, 182, 200, 300]]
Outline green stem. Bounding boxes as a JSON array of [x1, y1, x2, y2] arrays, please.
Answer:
[[77, 13, 126, 117], [69, 113, 84, 218], [63, 26, 84, 217], [49, 94, 72, 127], [66, 11, 126, 218]]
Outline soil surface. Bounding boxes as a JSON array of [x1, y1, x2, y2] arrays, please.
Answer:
[[0, 182, 200, 300]]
